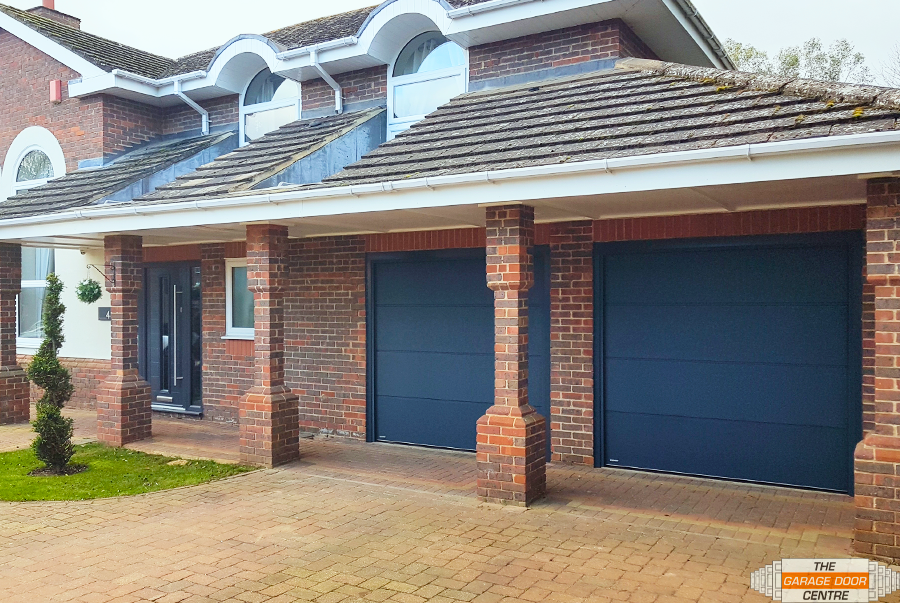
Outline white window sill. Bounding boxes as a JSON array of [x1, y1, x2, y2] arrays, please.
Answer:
[[222, 334, 254, 341], [17, 339, 41, 351]]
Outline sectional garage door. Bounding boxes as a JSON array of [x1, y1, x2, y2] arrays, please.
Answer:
[[597, 234, 862, 492], [371, 249, 550, 452]]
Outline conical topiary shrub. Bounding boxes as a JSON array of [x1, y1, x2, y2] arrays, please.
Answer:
[[26, 273, 75, 473]]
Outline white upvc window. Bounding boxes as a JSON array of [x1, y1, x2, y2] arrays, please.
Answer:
[[17, 247, 54, 349], [239, 68, 301, 145], [225, 258, 255, 339], [13, 148, 57, 348], [388, 31, 467, 139], [12, 148, 54, 194]]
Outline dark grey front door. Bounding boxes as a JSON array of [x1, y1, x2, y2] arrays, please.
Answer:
[[144, 263, 202, 414]]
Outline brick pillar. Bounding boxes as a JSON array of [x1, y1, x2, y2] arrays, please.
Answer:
[[477, 205, 547, 505], [96, 235, 151, 446], [855, 178, 900, 562], [0, 243, 29, 424], [240, 224, 300, 467], [549, 221, 594, 465]]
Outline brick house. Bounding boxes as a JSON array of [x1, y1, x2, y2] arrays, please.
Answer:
[[1, 0, 900, 561]]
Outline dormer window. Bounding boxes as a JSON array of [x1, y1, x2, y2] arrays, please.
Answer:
[[241, 68, 301, 144], [388, 32, 466, 139], [14, 149, 54, 192]]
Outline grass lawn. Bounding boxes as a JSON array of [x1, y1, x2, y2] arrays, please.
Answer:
[[0, 443, 254, 501]]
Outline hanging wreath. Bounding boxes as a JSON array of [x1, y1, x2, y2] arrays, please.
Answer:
[[75, 278, 102, 304]]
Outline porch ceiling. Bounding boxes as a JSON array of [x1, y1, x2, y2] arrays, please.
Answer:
[[19, 174, 865, 249]]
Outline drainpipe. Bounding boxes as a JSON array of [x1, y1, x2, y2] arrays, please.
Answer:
[[174, 79, 209, 135], [309, 48, 343, 114]]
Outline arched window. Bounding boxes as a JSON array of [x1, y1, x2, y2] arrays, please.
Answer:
[[11, 148, 56, 343], [389, 32, 466, 138], [15, 150, 54, 188], [241, 68, 300, 143], [13, 150, 55, 342]]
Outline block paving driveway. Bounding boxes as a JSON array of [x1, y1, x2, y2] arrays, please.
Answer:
[[0, 408, 890, 603]]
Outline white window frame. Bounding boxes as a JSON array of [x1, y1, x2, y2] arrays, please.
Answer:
[[17, 247, 54, 350], [1, 127, 65, 202], [387, 39, 468, 140], [239, 69, 301, 146], [11, 145, 54, 194], [225, 258, 254, 340]]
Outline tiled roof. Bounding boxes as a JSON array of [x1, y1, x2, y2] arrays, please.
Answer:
[[159, 6, 377, 78], [264, 6, 375, 51], [317, 59, 900, 186], [0, 3, 176, 79], [0, 1, 517, 79], [0, 133, 234, 220], [162, 48, 220, 79], [137, 108, 385, 204]]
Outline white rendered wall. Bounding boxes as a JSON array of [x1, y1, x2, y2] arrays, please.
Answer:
[[33, 248, 112, 360]]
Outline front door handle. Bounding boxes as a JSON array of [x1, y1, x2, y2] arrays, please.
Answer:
[[173, 285, 183, 381]]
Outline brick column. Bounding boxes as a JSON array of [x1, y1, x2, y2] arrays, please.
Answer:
[[240, 224, 300, 467], [96, 235, 151, 446], [477, 205, 547, 505], [855, 178, 900, 562], [0, 243, 29, 424], [549, 222, 594, 465]]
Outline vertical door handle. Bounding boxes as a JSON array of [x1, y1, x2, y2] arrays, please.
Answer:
[[173, 285, 183, 381]]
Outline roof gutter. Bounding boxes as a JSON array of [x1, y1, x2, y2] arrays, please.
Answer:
[[659, 0, 733, 70], [277, 37, 358, 60], [3, 130, 899, 231], [446, 0, 541, 18], [309, 48, 343, 114], [174, 79, 209, 135]]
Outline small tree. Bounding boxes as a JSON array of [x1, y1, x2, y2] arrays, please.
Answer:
[[26, 273, 75, 473], [725, 37, 873, 84]]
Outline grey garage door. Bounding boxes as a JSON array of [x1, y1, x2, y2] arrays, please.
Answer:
[[370, 248, 550, 451], [596, 233, 862, 492]]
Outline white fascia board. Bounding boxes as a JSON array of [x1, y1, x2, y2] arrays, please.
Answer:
[[69, 71, 169, 99], [1, 132, 899, 241], [658, 0, 725, 69], [0, 12, 107, 79]]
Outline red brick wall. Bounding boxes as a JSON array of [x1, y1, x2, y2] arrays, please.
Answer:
[[365, 228, 485, 252], [0, 31, 103, 172], [18, 354, 111, 410], [102, 95, 162, 159], [162, 95, 239, 136], [592, 206, 866, 241], [549, 221, 594, 465], [468, 19, 657, 84], [286, 236, 367, 438], [864, 266, 876, 433], [854, 178, 900, 562], [199, 243, 253, 424], [302, 66, 387, 113]]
